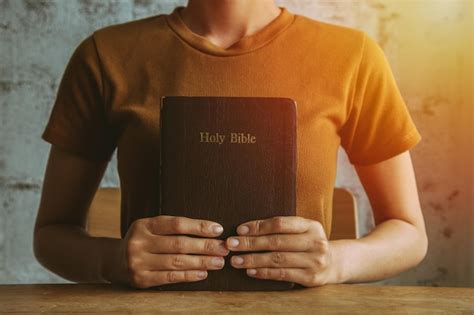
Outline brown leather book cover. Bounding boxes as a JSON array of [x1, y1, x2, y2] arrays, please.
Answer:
[[157, 96, 297, 291]]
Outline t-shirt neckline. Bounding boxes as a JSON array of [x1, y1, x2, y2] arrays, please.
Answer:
[[165, 6, 296, 57]]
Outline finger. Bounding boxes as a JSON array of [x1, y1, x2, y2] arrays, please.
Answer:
[[226, 234, 313, 252], [245, 267, 316, 287], [146, 215, 224, 237], [230, 252, 313, 269], [236, 216, 311, 236], [139, 270, 209, 288], [147, 235, 230, 256], [142, 253, 225, 271]]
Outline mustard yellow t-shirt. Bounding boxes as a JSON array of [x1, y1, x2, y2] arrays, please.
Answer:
[[41, 6, 421, 239]]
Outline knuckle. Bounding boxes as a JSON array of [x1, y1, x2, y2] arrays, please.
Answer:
[[278, 268, 287, 280], [319, 240, 330, 254], [273, 217, 285, 230], [247, 254, 255, 266], [127, 256, 141, 272], [269, 235, 282, 249], [312, 220, 324, 233], [310, 272, 325, 287], [312, 255, 326, 268], [310, 238, 321, 249], [271, 252, 285, 265], [310, 273, 319, 287], [130, 271, 146, 288], [132, 218, 145, 229], [127, 239, 143, 253], [183, 271, 190, 282], [142, 218, 153, 232], [172, 238, 186, 253], [145, 217, 161, 233], [127, 224, 142, 239], [204, 239, 214, 253], [199, 221, 208, 234], [171, 216, 184, 233], [304, 238, 313, 250], [312, 238, 329, 252], [171, 255, 185, 269], [144, 215, 166, 235], [243, 237, 252, 250], [166, 271, 179, 283]]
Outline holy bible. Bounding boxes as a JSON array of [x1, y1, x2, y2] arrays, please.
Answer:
[[157, 96, 297, 291]]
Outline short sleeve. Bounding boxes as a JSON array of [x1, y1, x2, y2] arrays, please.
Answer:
[[339, 32, 421, 166], [41, 34, 117, 162]]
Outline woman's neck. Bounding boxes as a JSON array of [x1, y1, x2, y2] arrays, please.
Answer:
[[180, 0, 281, 49]]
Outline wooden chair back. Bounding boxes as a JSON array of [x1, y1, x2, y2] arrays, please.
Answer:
[[86, 187, 358, 240], [86, 188, 121, 239], [330, 188, 359, 240]]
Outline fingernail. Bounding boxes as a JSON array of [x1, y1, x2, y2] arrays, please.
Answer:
[[212, 257, 224, 267], [218, 243, 229, 254], [247, 269, 257, 275], [198, 271, 207, 278], [212, 225, 223, 234], [233, 256, 244, 265], [228, 238, 239, 247], [237, 225, 249, 235]]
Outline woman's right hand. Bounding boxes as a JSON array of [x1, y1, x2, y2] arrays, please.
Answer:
[[112, 215, 230, 289]]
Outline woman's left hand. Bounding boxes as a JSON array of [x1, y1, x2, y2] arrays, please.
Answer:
[[225, 216, 339, 287]]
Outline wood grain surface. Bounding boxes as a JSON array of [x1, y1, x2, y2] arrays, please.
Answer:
[[0, 283, 472, 313]]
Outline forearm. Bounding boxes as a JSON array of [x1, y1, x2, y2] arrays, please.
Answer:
[[329, 218, 428, 284], [33, 224, 123, 284]]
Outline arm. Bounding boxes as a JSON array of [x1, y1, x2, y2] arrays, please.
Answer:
[[329, 150, 428, 283], [34, 145, 230, 287], [201, 150, 427, 287], [33, 145, 124, 283]]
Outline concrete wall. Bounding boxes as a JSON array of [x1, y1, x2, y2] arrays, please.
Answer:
[[1, 0, 472, 287]]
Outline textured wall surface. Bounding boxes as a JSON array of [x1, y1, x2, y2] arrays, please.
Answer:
[[0, 0, 472, 287]]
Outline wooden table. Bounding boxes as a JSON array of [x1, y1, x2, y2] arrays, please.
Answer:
[[0, 283, 472, 313]]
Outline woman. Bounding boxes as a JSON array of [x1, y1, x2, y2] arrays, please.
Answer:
[[34, 0, 428, 289]]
